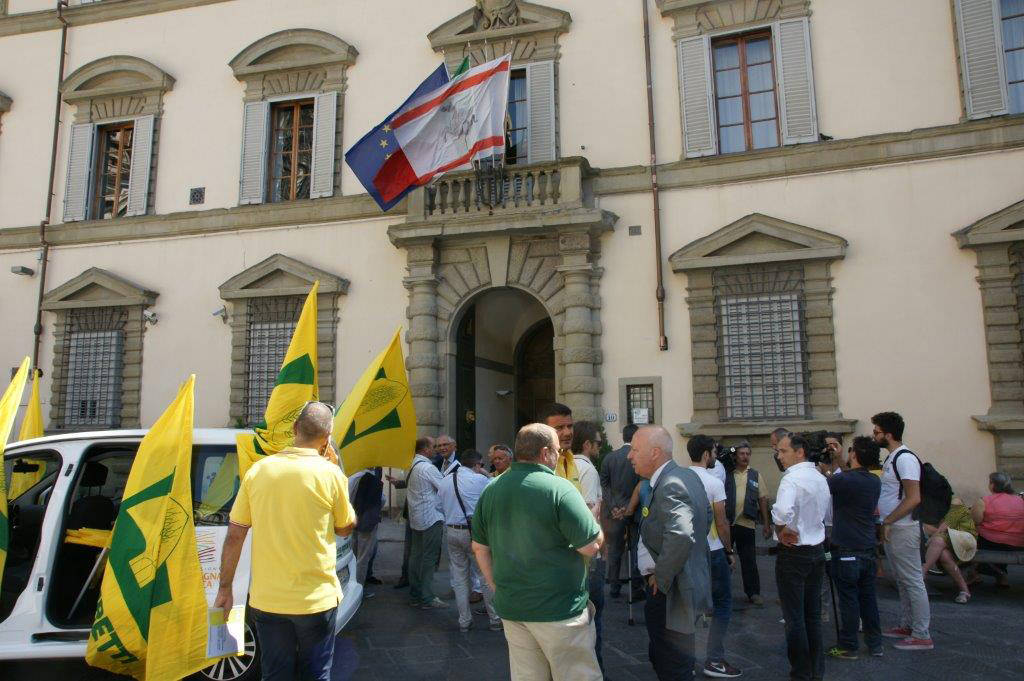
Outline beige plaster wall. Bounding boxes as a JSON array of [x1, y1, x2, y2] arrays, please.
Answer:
[[0, 215, 408, 428], [598, 148, 1024, 497]]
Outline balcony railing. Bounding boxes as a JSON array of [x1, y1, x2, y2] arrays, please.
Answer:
[[407, 157, 593, 222]]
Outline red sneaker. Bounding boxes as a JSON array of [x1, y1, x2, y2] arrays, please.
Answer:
[[893, 637, 934, 651], [882, 626, 912, 639]]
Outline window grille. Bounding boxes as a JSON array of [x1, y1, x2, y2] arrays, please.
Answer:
[[626, 384, 655, 424], [244, 296, 303, 424], [714, 265, 807, 420], [61, 306, 127, 428]]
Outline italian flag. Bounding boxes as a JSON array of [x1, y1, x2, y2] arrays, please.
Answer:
[[373, 54, 511, 203]]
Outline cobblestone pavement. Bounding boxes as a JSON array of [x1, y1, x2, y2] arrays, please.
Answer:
[[6, 519, 1024, 680]]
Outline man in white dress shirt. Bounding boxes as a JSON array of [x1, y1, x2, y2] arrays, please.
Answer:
[[437, 449, 501, 632], [772, 432, 832, 681], [406, 436, 447, 610]]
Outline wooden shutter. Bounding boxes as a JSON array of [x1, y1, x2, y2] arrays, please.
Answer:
[[956, 0, 1009, 118], [63, 123, 95, 222], [238, 100, 270, 205], [526, 60, 556, 163], [774, 18, 819, 145], [125, 114, 154, 217], [310, 91, 337, 199], [677, 36, 717, 158]]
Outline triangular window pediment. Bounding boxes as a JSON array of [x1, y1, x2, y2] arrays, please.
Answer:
[[42, 267, 157, 310], [670, 213, 847, 271], [954, 198, 1024, 248], [219, 254, 349, 300]]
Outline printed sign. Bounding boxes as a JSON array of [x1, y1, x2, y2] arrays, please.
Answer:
[[197, 527, 252, 659], [631, 408, 651, 425]]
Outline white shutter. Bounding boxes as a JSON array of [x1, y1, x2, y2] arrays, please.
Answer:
[[956, 0, 1009, 119], [774, 18, 819, 145], [310, 91, 337, 199], [125, 114, 154, 216], [677, 36, 717, 158], [63, 123, 95, 222], [526, 60, 556, 164], [238, 100, 270, 205]]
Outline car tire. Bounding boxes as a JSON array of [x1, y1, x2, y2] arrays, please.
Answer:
[[191, 619, 260, 681]]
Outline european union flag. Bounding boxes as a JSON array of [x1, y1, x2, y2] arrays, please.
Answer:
[[345, 64, 451, 212]]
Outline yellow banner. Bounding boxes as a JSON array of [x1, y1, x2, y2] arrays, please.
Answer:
[[0, 357, 31, 587], [334, 328, 417, 473], [9, 369, 45, 499], [86, 375, 209, 681], [237, 281, 319, 479]]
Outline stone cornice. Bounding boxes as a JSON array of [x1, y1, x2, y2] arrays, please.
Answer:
[[593, 115, 1024, 196], [0, 0, 232, 38], [2, 116, 1023, 250]]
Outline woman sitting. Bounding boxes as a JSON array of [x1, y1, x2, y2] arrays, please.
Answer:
[[970, 472, 1024, 587], [922, 498, 976, 603]]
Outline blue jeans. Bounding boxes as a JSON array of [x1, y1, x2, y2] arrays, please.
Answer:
[[706, 548, 732, 663], [251, 606, 337, 681], [831, 549, 882, 652], [644, 583, 695, 681], [776, 544, 825, 681], [588, 556, 606, 670]]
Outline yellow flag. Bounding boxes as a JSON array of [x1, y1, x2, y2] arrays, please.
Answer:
[[236, 281, 319, 479], [0, 357, 31, 587], [86, 375, 209, 681], [9, 369, 45, 499], [334, 328, 417, 473]]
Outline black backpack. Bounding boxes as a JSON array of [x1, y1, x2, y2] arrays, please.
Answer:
[[352, 469, 384, 532], [892, 449, 953, 524]]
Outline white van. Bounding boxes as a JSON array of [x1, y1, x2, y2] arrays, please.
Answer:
[[0, 428, 362, 681]]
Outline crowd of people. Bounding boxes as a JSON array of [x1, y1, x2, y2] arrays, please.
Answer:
[[217, 402, 1024, 681]]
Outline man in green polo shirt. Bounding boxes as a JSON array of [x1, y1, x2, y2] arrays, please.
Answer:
[[472, 423, 604, 681]]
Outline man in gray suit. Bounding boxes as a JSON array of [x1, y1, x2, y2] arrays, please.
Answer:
[[628, 425, 712, 681], [601, 423, 641, 598]]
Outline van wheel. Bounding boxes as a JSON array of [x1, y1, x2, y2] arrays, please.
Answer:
[[194, 621, 259, 681]]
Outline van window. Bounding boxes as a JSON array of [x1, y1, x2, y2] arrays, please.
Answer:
[[1, 452, 62, 624], [193, 445, 240, 526]]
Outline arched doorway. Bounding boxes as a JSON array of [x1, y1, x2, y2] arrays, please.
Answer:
[[451, 287, 554, 452]]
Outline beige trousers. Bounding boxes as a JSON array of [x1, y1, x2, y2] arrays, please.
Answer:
[[502, 604, 602, 681]]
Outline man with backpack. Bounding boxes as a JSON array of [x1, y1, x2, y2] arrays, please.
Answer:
[[872, 411, 934, 651]]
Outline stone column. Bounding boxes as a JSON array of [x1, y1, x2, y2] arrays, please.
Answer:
[[403, 240, 443, 434], [557, 230, 603, 422]]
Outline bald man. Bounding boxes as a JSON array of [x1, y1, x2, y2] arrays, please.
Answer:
[[628, 425, 712, 681], [218, 401, 355, 681]]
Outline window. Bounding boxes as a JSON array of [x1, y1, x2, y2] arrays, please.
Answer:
[[268, 100, 314, 203], [1004, 0, 1024, 113], [506, 70, 528, 164], [712, 32, 780, 154], [244, 296, 303, 424], [91, 121, 134, 219], [626, 383, 656, 425], [61, 307, 127, 428], [714, 265, 807, 420]]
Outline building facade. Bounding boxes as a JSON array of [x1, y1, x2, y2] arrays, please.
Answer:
[[1, 0, 1023, 495]]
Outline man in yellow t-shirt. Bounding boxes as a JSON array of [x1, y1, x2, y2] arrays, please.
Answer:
[[216, 402, 355, 681]]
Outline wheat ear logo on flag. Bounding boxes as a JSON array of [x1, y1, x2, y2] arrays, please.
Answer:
[[236, 280, 319, 478], [0, 356, 31, 587], [333, 328, 417, 473], [8, 368, 45, 499], [86, 375, 209, 681]]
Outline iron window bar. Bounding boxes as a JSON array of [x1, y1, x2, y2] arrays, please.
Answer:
[[244, 296, 304, 425], [61, 306, 128, 428]]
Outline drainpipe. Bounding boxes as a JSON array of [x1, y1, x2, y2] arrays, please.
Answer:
[[32, 0, 69, 372], [641, 0, 668, 351]]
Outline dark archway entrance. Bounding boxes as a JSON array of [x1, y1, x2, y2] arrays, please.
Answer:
[[451, 288, 553, 452]]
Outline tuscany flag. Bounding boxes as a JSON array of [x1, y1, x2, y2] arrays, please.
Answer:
[[372, 54, 511, 204], [236, 281, 319, 478], [333, 329, 417, 473], [9, 368, 45, 499], [0, 357, 31, 587], [86, 375, 208, 681]]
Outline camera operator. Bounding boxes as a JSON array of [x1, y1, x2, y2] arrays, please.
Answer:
[[771, 432, 832, 681], [825, 436, 883, 660], [722, 442, 770, 606], [819, 433, 846, 476]]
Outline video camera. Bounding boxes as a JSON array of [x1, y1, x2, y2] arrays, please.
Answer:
[[714, 442, 738, 473]]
